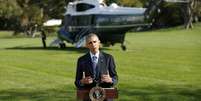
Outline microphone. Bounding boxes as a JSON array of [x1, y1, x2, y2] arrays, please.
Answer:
[[82, 72, 85, 79]]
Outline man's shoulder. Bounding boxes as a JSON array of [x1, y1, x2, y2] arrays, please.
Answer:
[[78, 53, 89, 61], [101, 51, 113, 58]]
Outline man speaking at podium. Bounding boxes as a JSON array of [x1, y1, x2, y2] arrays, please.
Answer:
[[75, 33, 118, 101]]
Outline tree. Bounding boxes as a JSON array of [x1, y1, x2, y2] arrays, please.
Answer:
[[0, 0, 67, 31], [0, 0, 22, 18], [105, 0, 118, 5], [194, 0, 201, 21], [117, 0, 142, 7], [13, 0, 67, 35], [0, 0, 22, 29], [181, 0, 201, 29], [183, 0, 194, 29]]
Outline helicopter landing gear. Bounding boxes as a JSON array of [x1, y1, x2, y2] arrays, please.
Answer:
[[121, 44, 126, 51], [59, 42, 66, 48]]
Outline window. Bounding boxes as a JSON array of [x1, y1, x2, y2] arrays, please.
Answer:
[[76, 3, 95, 12]]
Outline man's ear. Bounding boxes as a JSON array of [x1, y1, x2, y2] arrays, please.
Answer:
[[99, 43, 102, 48], [85, 44, 89, 48]]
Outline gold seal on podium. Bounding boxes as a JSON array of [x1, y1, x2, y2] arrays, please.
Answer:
[[89, 86, 106, 101]]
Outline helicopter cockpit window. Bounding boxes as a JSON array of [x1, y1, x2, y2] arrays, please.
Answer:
[[76, 3, 95, 12]]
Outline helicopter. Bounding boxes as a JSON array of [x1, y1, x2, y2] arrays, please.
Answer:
[[49, 0, 190, 50]]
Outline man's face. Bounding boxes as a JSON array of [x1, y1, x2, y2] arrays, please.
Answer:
[[86, 36, 100, 54]]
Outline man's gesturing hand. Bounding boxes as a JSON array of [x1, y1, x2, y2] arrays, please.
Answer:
[[80, 76, 93, 84], [101, 72, 112, 83]]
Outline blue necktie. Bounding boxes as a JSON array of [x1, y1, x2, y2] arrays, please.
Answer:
[[92, 56, 97, 66], [92, 56, 98, 78]]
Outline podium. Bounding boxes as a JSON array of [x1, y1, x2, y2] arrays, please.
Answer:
[[77, 87, 118, 100]]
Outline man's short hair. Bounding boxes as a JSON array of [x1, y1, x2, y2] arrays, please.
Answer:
[[86, 33, 100, 42]]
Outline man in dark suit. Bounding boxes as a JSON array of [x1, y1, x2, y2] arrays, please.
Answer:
[[75, 33, 118, 100]]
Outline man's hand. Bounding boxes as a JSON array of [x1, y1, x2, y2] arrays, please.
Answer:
[[101, 73, 113, 83], [80, 76, 93, 84]]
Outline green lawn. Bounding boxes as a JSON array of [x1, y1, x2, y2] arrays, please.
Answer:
[[0, 24, 201, 101]]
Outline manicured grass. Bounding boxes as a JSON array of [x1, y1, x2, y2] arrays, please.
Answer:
[[0, 23, 201, 101]]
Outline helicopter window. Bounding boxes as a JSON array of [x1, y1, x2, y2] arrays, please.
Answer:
[[70, 15, 93, 26], [96, 15, 144, 26], [96, 15, 110, 25], [76, 3, 95, 12]]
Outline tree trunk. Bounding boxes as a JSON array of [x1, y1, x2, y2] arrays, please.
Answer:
[[185, 0, 194, 29]]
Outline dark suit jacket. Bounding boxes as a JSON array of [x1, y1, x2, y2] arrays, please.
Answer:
[[75, 51, 118, 89]]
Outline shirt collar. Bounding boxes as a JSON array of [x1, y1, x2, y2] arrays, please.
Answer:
[[89, 51, 99, 60]]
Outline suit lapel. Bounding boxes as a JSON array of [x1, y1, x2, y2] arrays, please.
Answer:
[[97, 52, 107, 76], [85, 53, 94, 76]]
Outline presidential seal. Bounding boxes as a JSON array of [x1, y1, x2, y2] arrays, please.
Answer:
[[89, 86, 106, 101]]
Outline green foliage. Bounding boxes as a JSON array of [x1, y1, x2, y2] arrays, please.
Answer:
[[106, 0, 118, 5], [194, 1, 201, 19], [35, 0, 66, 19], [0, 0, 66, 30], [154, 3, 184, 27], [21, 5, 43, 25], [0, 23, 201, 100], [0, 0, 22, 29], [118, 0, 142, 7], [140, 0, 149, 6], [1, 0, 201, 31], [0, 0, 22, 18]]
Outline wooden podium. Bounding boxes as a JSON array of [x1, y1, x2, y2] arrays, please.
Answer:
[[77, 87, 118, 100]]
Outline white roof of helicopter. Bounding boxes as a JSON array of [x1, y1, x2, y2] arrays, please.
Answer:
[[65, 0, 146, 16]]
